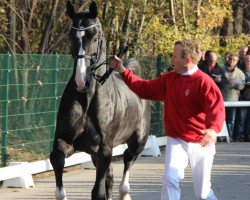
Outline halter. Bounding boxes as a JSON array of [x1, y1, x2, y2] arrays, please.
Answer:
[[71, 23, 128, 85], [71, 23, 104, 81]]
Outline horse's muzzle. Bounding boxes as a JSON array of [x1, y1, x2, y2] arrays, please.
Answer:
[[75, 81, 90, 93]]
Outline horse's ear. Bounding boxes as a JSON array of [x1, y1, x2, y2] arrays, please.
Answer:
[[66, 1, 75, 19], [88, 1, 98, 19]]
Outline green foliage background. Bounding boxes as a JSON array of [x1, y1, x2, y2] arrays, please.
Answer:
[[0, 0, 249, 56]]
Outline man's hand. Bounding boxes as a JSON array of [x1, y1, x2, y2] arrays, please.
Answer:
[[200, 129, 217, 147], [214, 77, 221, 83], [109, 55, 125, 73]]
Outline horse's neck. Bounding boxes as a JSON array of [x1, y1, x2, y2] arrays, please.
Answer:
[[87, 32, 112, 99], [88, 53, 109, 93]]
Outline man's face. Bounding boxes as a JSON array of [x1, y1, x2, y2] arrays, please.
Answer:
[[239, 47, 248, 61], [172, 45, 186, 74], [227, 56, 238, 68], [208, 54, 217, 68]]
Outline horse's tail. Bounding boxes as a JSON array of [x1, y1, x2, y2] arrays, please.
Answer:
[[124, 58, 142, 76]]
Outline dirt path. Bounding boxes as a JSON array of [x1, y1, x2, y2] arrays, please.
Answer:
[[1, 142, 250, 200]]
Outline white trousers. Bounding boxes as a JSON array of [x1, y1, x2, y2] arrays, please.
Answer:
[[161, 137, 217, 200]]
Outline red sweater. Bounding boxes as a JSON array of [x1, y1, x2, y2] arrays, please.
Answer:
[[121, 68, 225, 143]]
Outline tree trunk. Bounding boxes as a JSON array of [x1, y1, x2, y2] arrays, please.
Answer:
[[195, 0, 202, 29], [242, 1, 250, 34], [20, 0, 30, 53], [8, 0, 16, 53], [220, 0, 246, 36], [233, 0, 244, 34], [102, 0, 109, 21], [39, 0, 59, 53], [169, 0, 178, 34], [19, 0, 37, 53], [182, 0, 188, 31], [133, 0, 147, 55], [122, 5, 133, 42], [114, 14, 120, 55]]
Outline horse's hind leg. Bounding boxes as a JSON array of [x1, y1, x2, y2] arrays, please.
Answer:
[[118, 134, 147, 200], [117, 148, 134, 200]]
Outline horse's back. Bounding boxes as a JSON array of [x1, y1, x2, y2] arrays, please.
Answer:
[[124, 58, 142, 76]]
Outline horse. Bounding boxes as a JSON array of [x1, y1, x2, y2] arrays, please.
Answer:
[[49, 1, 151, 200]]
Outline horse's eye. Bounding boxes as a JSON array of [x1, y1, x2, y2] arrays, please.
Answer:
[[93, 38, 98, 42]]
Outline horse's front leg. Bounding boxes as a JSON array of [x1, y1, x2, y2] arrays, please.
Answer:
[[50, 148, 67, 200], [92, 144, 112, 200], [106, 164, 114, 200], [50, 139, 75, 200]]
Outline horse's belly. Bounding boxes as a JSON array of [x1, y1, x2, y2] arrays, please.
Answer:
[[112, 125, 138, 147]]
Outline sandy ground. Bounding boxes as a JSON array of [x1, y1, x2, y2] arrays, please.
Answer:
[[0, 142, 250, 200]]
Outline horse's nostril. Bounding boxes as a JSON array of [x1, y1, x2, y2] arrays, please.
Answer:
[[85, 81, 90, 89]]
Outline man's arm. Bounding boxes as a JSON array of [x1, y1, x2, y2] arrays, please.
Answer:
[[200, 79, 226, 146], [110, 56, 166, 101]]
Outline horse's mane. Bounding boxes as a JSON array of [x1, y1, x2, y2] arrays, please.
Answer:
[[124, 58, 142, 76]]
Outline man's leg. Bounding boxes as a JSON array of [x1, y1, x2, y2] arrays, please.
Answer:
[[243, 108, 250, 141], [188, 143, 217, 200], [234, 108, 247, 141], [161, 137, 189, 200]]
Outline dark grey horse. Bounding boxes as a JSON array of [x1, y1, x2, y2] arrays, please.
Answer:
[[49, 1, 151, 200]]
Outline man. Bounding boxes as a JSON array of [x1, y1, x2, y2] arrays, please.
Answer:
[[224, 54, 245, 140], [199, 51, 229, 100], [110, 40, 225, 200], [234, 54, 250, 141], [238, 46, 248, 70]]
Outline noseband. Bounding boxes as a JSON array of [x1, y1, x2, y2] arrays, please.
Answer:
[[71, 23, 103, 68]]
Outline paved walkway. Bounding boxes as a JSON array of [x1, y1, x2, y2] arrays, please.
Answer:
[[1, 142, 250, 200]]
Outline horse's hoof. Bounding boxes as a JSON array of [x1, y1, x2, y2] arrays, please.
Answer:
[[117, 194, 132, 200], [55, 187, 67, 200]]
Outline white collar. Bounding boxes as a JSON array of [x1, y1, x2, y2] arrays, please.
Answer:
[[181, 66, 198, 76]]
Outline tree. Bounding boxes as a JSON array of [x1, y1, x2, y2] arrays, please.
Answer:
[[0, 0, 249, 56], [138, 0, 249, 56], [219, 0, 250, 50]]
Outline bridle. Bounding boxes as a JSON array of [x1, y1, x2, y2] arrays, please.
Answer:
[[71, 23, 105, 79], [71, 23, 128, 85]]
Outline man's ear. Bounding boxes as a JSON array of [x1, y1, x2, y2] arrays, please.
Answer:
[[185, 57, 192, 64], [66, 1, 75, 19]]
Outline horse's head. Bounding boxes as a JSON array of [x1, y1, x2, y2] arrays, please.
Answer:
[[67, 1, 103, 92]]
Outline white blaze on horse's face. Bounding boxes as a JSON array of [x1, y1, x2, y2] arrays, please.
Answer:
[[75, 28, 87, 91]]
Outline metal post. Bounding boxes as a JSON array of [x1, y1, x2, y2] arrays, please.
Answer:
[[50, 54, 58, 150], [1, 54, 11, 166], [155, 55, 162, 136]]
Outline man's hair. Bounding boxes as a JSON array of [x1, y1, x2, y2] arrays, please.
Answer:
[[175, 40, 201, 64], [229, 54, 239, 60]]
